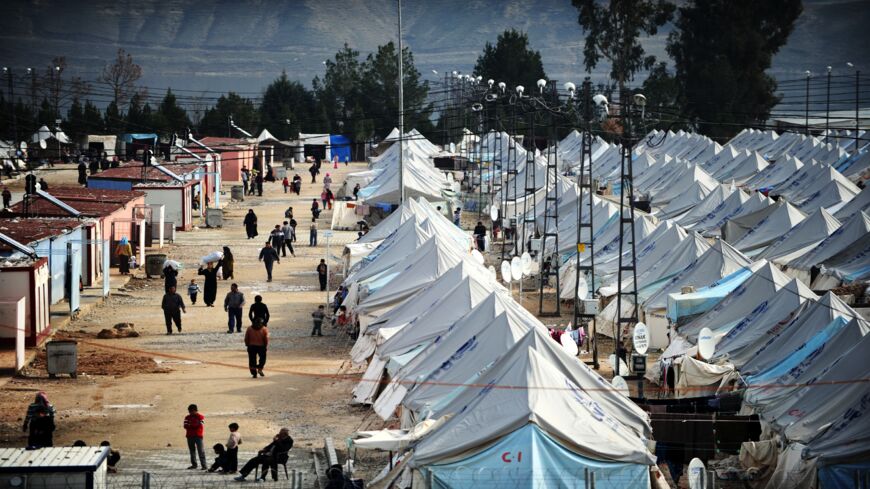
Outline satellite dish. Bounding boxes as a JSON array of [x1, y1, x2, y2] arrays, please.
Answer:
[[560, 334, 579, 356], [688, 458, 706, 489], [471, 249, 485, 265], [510, 256, 523, 281], [521, 252, 532, 274], [698, 327, 716, 360], [576, 275, 588, 300], [633, 322, 649, 356], [39, 139, 47, 149], [608, 354, 630, 376], [488, 265, 497, 282], [611, 376, 630, 397], [500, 260, 512, 283], [490, 205, 499, 222]]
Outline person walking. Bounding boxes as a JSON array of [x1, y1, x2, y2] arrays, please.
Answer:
[[224, 283, 245, 333], [289, 216, 298, 243], [325, 188, 334, 209], [162, 286, 186, 334], [293, 174, 302, 194], [269, 225, 285, 255], [220, 246, 235, 280], [453, 207, 462, 226], [243, 209, 258, 239], [473, 221, 487, 252], [353, 183, 360, 200], [2, 187, 11, 209], [255, 172, 263, 196], [23, 392, 55, 442], [320, 189, 328, 209], [309, 162, 318, 183], [316, 259, 328, 291], [241, 167, 249, 195], [244, 318, 269, 378], [309, 218, 318, 247], [311, 199, 321, 219], [187, 279, 201, 305], [77, 161, 88, 186], [234, 428, 293, 482], [258, 242, 280, 282], [115, 237, 133, 275], [323, 172, 332, 190], [197, 261, 221, 307], [183, 404, 207, 470], [282, 177, 290, 193], [163, 263, 179, 293], [281, 221, 295, 257], [248, 295, 270, 326]]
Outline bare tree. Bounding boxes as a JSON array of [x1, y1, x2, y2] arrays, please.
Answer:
[[99, 48, 142, 107]]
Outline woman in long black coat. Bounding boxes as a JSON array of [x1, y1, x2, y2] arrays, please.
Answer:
[[219, 246, 234, 280], [198, 261, 221, 307], [163, 265, 178, 292], [243, 209, 258, 239]]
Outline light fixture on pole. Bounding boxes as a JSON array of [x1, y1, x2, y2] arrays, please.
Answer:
[[564, 82, 576, 99], [536, 78, 547, 94], [498, 82, 506, 94], [826, 66, 832, 137]]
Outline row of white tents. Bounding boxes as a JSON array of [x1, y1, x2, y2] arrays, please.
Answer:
[[339, 197, 663, 488]]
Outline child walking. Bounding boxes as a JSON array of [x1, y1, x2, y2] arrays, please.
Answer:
[[187, 279, 201, 305]]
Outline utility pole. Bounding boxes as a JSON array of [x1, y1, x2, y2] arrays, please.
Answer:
[[856, 70, 861, 153], [53, 66, 61, 121], [397, 0, 405, 204], [27, 68, 36, 116]]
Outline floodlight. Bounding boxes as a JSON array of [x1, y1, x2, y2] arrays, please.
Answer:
[[536, 78, 547, 93], [498, 82, 506, 93], [516, 85, 524, 95], [633, 94, 647, 107]]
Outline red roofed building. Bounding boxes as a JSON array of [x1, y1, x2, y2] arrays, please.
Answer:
[[87, 162, 206, 231], [198, 137, 256, 182], [2, 187, 148, 285], [0, 218, 87, 347]]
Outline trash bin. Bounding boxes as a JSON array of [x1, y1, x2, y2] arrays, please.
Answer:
[[46, 340, 77, 379], [205, 208, 224, 228], [231, 185, 245, 201], [145, 254, 167, 278]]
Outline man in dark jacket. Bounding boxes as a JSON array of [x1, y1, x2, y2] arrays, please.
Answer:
[[224, 283, 245, 333], [248, 295, 270, 326], [77, 161, 88, 186], [473, 221, 487, 251], [316, 259, 328, 291], [161, 286, 186, 334], [269, 225, 285, 253], [258, 242, 280, 282], [234, 428, 293, 482]]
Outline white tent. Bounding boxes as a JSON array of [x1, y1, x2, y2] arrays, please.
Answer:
[[689, 190, 772, 236], [832, 186, 870, 221], [409, 327, 655, 469], [757, 208, 842, 265], [677, 184, 735, 227], [732, 201, 807, 253], [787, 211, 870, 273]]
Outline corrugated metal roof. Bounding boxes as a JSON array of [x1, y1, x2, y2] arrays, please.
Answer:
[[0, 446, 109, 472], [88, 162, 202, 182], [0, 218, 84, 246]]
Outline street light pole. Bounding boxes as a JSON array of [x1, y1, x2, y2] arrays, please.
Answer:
[[805, 70, 811, 135], [824, 66, 832, 138], [3, 68, 16, 147], [397, 0, 405, 204]]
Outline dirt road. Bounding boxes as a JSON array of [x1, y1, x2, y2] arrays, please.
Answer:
[[0, 162, 375, 457]]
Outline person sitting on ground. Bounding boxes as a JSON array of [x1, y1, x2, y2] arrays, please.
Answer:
[[208, 443, 230, 473], [233, 427, 293, 482], [335, 305, 351, 331], [101, 440, 121, 473], [23, 391, 55, 434]]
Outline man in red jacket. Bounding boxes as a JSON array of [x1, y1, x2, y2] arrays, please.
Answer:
[[183, 404, 207, 469]]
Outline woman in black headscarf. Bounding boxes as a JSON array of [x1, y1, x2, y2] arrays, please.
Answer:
[[243, 209, 258, 239], [220, 246, 234, 280], [198, 261, 222, 307]]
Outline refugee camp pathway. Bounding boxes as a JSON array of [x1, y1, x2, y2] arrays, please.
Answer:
[[0, 162, 369, 486]]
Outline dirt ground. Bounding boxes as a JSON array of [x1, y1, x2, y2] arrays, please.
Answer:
[[0, 161, 382, 459]]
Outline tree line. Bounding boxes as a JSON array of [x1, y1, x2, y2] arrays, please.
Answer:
[[0, 0, 802, 145]]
